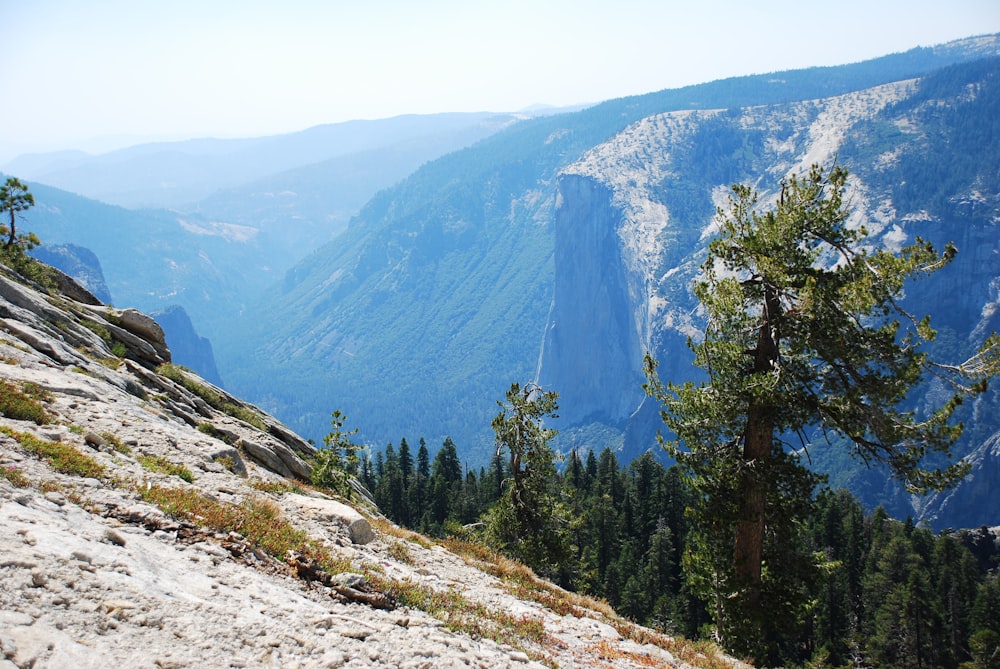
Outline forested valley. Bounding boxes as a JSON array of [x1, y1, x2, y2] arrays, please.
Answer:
[[357, 434, 1000, 668]]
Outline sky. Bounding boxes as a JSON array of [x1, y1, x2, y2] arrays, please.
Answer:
[[2, 0, 999, 162]]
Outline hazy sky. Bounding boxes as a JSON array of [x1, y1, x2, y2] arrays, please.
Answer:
[[2, 0, 998, 161]]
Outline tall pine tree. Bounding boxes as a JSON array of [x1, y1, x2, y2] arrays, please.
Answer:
[[644, 164, 1000, 661]]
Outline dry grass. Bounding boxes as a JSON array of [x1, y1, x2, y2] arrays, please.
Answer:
[[136, 484, 352, 571], [441, 535, 615, 618], [370, 574, 548, 659], [369, 515, 433, 548], [386, 539, 414, 564], [248, 477, 308, 496], [435, 533, 738, 669]]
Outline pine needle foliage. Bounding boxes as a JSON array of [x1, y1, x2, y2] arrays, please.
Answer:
[[644, 164, 1000, 663]]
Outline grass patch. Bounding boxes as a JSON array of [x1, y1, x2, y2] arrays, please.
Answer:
[[0, 379, 53, 424], [138, 454, 194, 482], [436, 533, 735, 668], [248, 477, 306, 495], [1, 464, 31, 487], [369, 516, 433, 548], [441, 535, 603, 615], [79, 318, 112, 342], [137, 484, 351, 573], [95, 356, 122, 370], [386, 540, 414, 564], [1, 426, 105, 478], [373, 575, 548, 655], [197, 421, 237, 445], [212, 454, 237, 473]]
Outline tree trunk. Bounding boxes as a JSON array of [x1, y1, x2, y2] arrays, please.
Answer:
[[733, 285, 781, 596], [5, 208, 15, 248]]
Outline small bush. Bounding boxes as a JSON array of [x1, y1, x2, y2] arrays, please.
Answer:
[[100, 431, 132, 455], [79, 318, 112, 342], [1, 465, 31, 488], [138, 454, 194, 482], [0, 379, 52, 424]]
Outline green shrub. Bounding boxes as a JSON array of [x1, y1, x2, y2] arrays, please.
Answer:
[[197, 422, 234, 443], [79, 318, 112, 342], [0, 380, 52, 424], [100, 431, 132, 455], [138, 454, 194, 483], [1, 465, 31, 488]]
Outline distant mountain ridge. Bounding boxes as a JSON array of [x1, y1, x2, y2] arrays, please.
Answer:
[[6, 113, 525, 208]]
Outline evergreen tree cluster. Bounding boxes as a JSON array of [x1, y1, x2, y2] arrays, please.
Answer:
[[360, 436, 1000, 668]]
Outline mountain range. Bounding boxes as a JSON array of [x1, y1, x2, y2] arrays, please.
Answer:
[[6, 34, 1000, 531]]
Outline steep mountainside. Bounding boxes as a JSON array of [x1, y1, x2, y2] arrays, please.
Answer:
[[0, 262, 728, 668], [151, 305, 225, 388], [29, 243, 113, 305], [221, 36, 1000, 516]]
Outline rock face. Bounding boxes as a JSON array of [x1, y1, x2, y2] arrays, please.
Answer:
[[152, 305, 224, 387], [921, 430, 1000, 529], [0, 260, 728, 669], [30, 243, 113, 305], [538, 175, 650, 428]]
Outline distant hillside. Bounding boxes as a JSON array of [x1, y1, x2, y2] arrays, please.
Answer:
[[218, 35, 1000, 532], [5, 114, 526, 346]]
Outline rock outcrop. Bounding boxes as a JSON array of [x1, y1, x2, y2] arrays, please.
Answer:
[[30, 243, 113, 305], [1, 261, 734, 669], [152, 304, 225, 388]]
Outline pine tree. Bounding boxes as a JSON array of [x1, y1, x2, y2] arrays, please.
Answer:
[[427, 437, 462, 531], [310, 410, 362, 498], [483, 382, 569, 580], [644, 164, 1000, 660], [0, 177, 36, 251]]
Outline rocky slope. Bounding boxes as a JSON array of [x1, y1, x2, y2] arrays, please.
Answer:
[[0, 262, 736, 669]]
